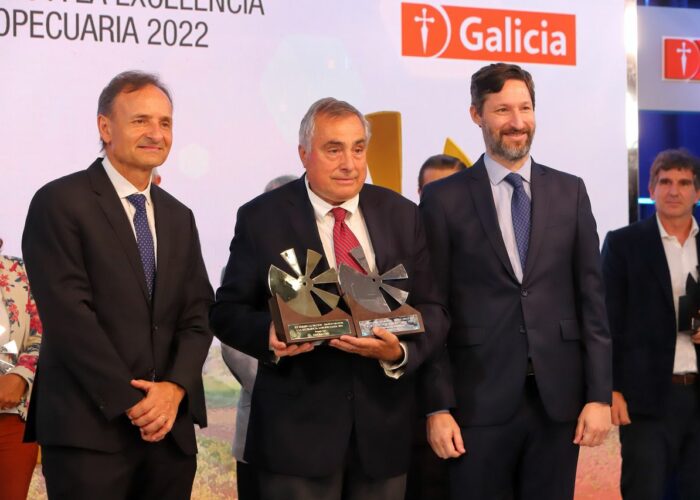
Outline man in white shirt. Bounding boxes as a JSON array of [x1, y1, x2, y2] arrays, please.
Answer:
[[603, 148, 700, 499], [22, 71, 213, 500], [210, 97, 448, 500]]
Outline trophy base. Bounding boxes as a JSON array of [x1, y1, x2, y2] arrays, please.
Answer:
[[269, 295, 355, 344], [343, 294, 425, 338]]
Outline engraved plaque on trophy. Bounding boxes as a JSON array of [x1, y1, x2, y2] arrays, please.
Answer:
[[338, 247, 424, 338], [268, 249, 355, 344]]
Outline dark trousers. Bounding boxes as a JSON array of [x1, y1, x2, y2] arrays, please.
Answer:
[[237, 460, 260, 500], [42, 435, 196, 500], [405, 416, 449, 500], [449, 377, 579, 500], [258, 434, 406, 500], [620, 384, 700, 500]]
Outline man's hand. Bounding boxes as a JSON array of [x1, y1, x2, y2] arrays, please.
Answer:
[[126, 380, 185, 442], [0, 374, 28, 409], [269, 322, 315, 358], [329, 327, 403, 362], [574, 401, 612, 447], [427, 412, 466, 459], [611, 391, 632, 426], [691, 329, 700, 344]]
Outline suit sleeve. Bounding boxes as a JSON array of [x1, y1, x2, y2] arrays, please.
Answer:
[[22, 185, 143, 420], [573, 179, 613, 405], [417, 187, 457, 412], [210, 205, 274, 362], [601, 231, 627, 393], [163, 210, 214, 425], [402, 204, 450, 378]]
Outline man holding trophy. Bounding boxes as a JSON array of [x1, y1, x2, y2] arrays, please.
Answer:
[[210, 97, 448, 500]]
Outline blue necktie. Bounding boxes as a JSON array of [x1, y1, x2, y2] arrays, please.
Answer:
[[504, 173, 531, 270], [126, 194, 156, 299]]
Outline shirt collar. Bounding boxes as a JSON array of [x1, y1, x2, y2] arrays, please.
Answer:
[[656, 213, 699, 241], [304, 175, 360, 221], [484, 153, 532, 187], [102, 156, 153, 205]]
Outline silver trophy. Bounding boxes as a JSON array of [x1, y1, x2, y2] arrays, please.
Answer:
[[338, 247, 424, 337], [268, 249, 355, 343], [0, 339, 18, 375]]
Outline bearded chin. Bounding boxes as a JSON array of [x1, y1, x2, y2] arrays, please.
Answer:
[[493, 132, 533, 162]]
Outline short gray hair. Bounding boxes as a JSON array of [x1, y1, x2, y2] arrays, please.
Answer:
[[264, 174, 297, 192], [298, 97, 371, 151]]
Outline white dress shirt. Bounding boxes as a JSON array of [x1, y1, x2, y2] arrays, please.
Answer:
[[304, 177, 406, 377], [102, 156, 158, 265], [657, 214, 699, 374], [484, 154, 532, 283]]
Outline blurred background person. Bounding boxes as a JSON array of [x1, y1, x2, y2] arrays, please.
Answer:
[[0, 238, 42, 500], [221, 174, 297, 500], [417, 154, 467, 198]]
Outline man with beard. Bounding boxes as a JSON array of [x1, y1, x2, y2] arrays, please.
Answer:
[[420, 63, 612, 499]]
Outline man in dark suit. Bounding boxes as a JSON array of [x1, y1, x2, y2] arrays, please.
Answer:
[[421, 63, 612, 499], [22, 71, 213, 499], [210, 97, 448, 500], [603, 149, 700, 500]]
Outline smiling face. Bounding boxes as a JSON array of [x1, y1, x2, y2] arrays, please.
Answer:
[[298, 112, 368, 205], [98, 84, 173, 176], [470, 79, 535, 169], [650, 167, 700, 223]]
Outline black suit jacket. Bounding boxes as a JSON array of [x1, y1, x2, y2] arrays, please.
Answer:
[[420, 156, 612, 425], [602, 215, 700, 417], [209, 177, 449, 478], [22, 159, 213, 455]]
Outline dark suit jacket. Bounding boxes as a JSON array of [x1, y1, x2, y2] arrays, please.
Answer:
[[420, 156, 612, 425], [602, 215, 700, 417], [22, 158, 213, 455], [209, 177, 449, 478]]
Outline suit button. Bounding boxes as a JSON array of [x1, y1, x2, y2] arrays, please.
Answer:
[[521, 289, 529, 297], [519, 324, 527, 334], [346, 392, 354, 401], [152, 325, 158, 333]]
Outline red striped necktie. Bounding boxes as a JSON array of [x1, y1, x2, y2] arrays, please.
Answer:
[[331, 207, 365, 274]]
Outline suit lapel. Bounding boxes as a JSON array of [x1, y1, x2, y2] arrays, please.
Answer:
[[467, 158, 517, 281], [152, 185, 170, 310], [88, 160, 150, 304], [643, 216, 674, 310], [358, 187, 389, 273], [523, 161, 550, 282], [287, 178, 328, 267]]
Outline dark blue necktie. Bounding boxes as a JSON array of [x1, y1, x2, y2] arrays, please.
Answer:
[[504, 173, 531, 270], [126, 194, 156, 299]]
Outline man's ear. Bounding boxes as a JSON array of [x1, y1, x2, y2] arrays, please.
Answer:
[[469, 105, 482, 128], [98, 114, 112, 146]]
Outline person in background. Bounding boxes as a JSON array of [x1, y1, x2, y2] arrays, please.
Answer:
[[0, 238, 42, 500], [417, 155, 466, 198], [151, 167, 162, 186], [406, 155, 465, 500], [220, 173, 297, 500], [603, 149, 700, 499]]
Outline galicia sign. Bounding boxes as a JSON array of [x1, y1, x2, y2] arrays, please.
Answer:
[[401, 3, 576, 66], [663, 37, 700, 81]]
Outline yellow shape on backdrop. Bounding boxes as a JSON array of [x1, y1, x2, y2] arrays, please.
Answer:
[[365, 111, 403, 194], [443, 137, 472, 167]]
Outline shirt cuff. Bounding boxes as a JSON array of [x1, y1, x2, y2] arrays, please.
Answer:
[[379, 341, 408, 379], [427, 409, 450, 417]]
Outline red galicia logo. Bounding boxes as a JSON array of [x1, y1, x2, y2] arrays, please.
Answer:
[[663, 38, 700, 81], [401, 3, 576, 66]]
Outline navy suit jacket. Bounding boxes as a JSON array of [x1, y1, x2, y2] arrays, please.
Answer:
[[602, 215, 700, 417], [22, 159, 213, 455], [420, 156, 612, 425], [210, 177, 449, 478]]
